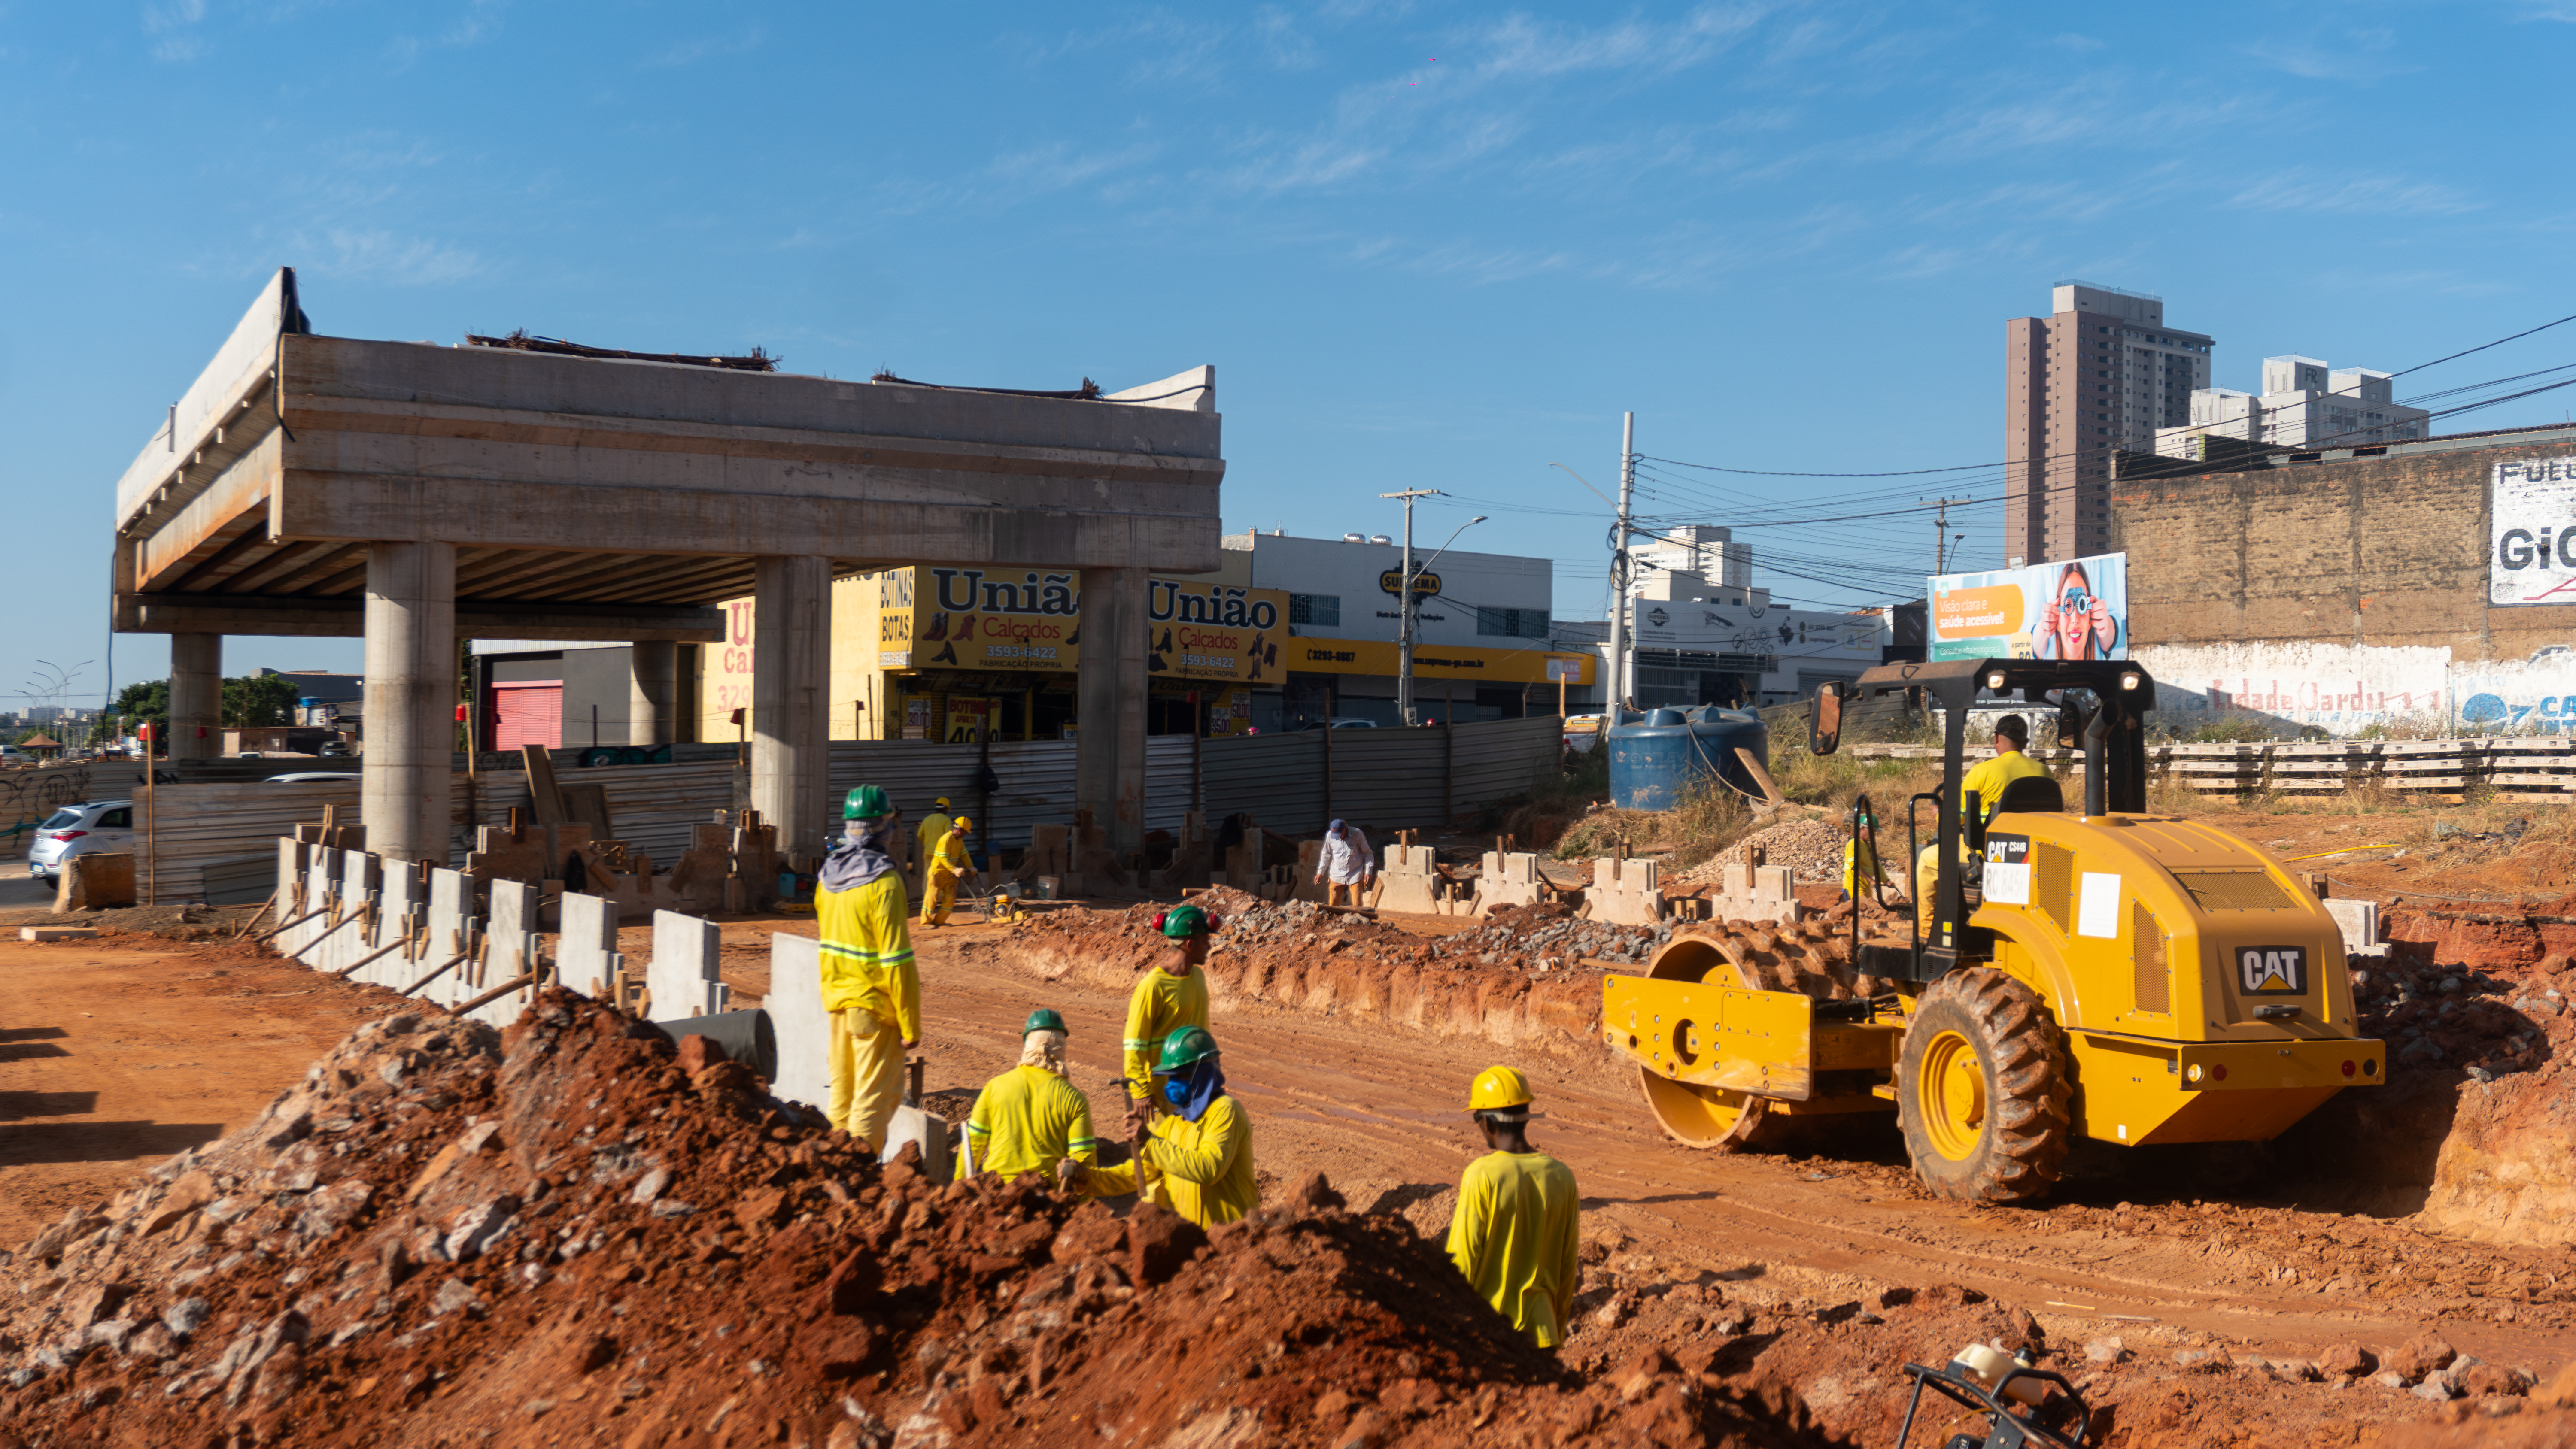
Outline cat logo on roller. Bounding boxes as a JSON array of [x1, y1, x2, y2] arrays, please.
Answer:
[[2238, 946, 2308, 995]]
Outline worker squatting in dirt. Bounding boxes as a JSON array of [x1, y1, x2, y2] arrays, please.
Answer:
[[1448, 1065, 1583, 1349], [815, 785, 923, 1153], [1061, 1024, 1259, 1227], [958, 1007, 1101, 1182]]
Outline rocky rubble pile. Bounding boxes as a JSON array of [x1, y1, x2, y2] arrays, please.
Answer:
[[0, 988, 1829, 1448], [2350, 947, 2574, 1079], [1421, 903, 1668, 969]]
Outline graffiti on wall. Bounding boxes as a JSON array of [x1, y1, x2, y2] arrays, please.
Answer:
[[2450, 649, 2576, 733], [2128, 643, 2451, 734]]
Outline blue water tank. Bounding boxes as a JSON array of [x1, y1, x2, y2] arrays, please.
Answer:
[[1607, 707, 1770, 811]]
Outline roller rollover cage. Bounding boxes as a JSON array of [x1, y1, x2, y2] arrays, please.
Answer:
[[1604, 657, 2387, 1203]]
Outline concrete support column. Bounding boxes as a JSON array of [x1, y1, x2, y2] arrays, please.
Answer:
[[629, 640, 677, 747], [751, 554, 830, 861], [362, 541, 456, 866], [167, 633, 222, 761], [1075, 567, 1150, 856]]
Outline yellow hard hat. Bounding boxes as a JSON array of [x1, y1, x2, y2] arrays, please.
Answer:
[[933, 797, 951, 808], [1468, 1065, 1533, 1114], [952, 817, 974, 833]]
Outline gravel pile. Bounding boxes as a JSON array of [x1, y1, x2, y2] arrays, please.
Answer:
[[1673, 815, 1849, 886]]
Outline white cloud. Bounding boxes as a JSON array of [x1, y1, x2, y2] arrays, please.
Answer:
[[2229, 170, 2482, 218], [643, 29, 764, 70], [1464, 4, 1771, 80], [312, 227, 484, 286]]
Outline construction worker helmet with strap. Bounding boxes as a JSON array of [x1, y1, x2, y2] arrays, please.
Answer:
[[1024, 1008, 1067, 1036], [1156, 903, 1212, 939], [933, 797, 951, 808], [1468, 1065, 1533, 1115], [1157, 1025, 1220, 1072], [844, 785, 890, 820], [951, 816, 974, 834]]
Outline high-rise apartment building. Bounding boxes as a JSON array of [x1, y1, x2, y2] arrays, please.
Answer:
[[2003, 282, 2212, 565], [2154, 354, 2430, 458]]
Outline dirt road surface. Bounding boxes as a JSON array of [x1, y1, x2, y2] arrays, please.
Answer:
[[0, 934, 395, 1245], [863, 916, 2570, 1382]]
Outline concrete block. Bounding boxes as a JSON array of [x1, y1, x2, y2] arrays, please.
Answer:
[[647, 909, 727, 1022], [19, 926, 100, 942], [2325, 898, 2387, 958], [292, 847, 340, 965], [336, 849, 381, 977], [1472, 850, 1547, 915], [371, 862, 425, 991], [425, 867, 477, 1009], [274, 836, 309, 929], [766, 933, 829, 1111], [1583, 855, 1665, 927], [1374, 842, 1444, 915], [1710, 862, 1803, 926], [557, 892, 622, 1002], [55, 853, 137, 913], [466, 878, 541, 1029]]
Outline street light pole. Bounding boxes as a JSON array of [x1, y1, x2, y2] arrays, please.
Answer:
[[1381, 488, 1436, 725]]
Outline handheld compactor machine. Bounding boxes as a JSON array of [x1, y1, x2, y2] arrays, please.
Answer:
[[1604, 658, 2385, 1202]]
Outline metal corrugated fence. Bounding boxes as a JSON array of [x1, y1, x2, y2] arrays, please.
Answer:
[[135, 719, 1563, 898]]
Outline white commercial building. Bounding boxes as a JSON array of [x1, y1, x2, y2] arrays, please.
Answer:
[[2157, 354, 2430, 458], [1560, 526, 1889, 711]]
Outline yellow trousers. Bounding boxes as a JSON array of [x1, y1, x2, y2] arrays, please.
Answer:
[[924, 871, 959, 925], [829, 1007, 905, 1152], [1915, 843, 1984, 932]]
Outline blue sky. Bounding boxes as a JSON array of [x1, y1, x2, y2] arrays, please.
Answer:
[[6, 1, 2574, 713]]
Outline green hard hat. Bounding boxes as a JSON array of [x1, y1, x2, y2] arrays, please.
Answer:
[[844, 785, 890, 820], [1159, 903, 1210, 939], [1158, 1025, 1220, 1072], [1024, 1008, 1067, 1036]]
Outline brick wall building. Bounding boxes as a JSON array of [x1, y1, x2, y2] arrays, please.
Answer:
[[2111, 422, 2576, 734]]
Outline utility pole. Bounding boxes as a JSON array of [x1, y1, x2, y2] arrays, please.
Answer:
[[1925, 496, 1968, 576], [1605, 412, 1637, 722], [1382, 488, 1438, 727]]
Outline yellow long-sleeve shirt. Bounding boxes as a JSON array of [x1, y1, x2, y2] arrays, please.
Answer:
[[1121, 966, 1210, 1100], [929, 828, 972, 878], [1446, 1149, 1581, 1349], [915, 812, 952, 870], [1085, 1095, 1257, 1228], [960, 1064, 1098, 1180], [815, 871, 920, 1039]]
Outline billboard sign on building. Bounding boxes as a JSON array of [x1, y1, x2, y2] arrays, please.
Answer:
[[2488, 458, 2576, 605], [1928, 552, 2129, 662], [863, 567, 1290, 681]]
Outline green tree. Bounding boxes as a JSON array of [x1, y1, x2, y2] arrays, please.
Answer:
[[223, 673, 301, 728], [112, 679, 170, 731]]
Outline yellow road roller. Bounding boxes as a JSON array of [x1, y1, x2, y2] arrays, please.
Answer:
[[1604, 658, 2384, 1202]]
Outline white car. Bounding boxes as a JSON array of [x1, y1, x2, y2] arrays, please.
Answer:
[[27, 800, 136, 881], [264, 772, 362, 785]]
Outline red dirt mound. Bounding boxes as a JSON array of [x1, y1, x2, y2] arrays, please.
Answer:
[[0, 988, 1828, 1447]]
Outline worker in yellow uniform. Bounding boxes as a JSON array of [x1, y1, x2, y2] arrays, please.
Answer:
[[922, 816, 976, 928], [1445, 1066, 1580, 1349], [814, 785, 920, 1152], [1122, 905, 1214, 1116], [959, 1009, 1099, 1182], [1060, 1026, 1257, 1227], [1915, 713, 2052, 925], [914, 796, 953, 897]]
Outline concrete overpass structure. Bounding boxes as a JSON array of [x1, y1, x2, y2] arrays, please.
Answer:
[[114, 270, 1223, 865]]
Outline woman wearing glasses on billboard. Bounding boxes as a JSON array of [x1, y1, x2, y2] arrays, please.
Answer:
[[2032, 560, 2122, 661]]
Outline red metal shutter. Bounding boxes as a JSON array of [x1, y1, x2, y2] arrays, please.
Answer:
[[491, 682, 563, 752]]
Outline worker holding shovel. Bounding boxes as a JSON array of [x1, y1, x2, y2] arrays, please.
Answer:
[[923, 816, 977, 928], [815, 786, 920, 1153], [1062, 1025, 1258, 1228]]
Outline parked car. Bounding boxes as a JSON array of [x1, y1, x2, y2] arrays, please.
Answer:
[[316, 740, 353, 758], [27, 800, 136, 881], [264, 772, 362, 785], [0, 745, 32, 767]]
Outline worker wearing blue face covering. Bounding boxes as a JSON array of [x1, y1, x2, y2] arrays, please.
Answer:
[[1059, 1026, 1258, 1227]]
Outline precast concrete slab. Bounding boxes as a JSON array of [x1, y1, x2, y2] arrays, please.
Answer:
[[647, 909, 726, 1022], [766, 933, 830, 1113], [558, 892, 621, 1002]]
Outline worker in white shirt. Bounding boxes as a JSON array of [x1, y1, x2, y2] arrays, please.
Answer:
[[1313, 818, 1376, 908]]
